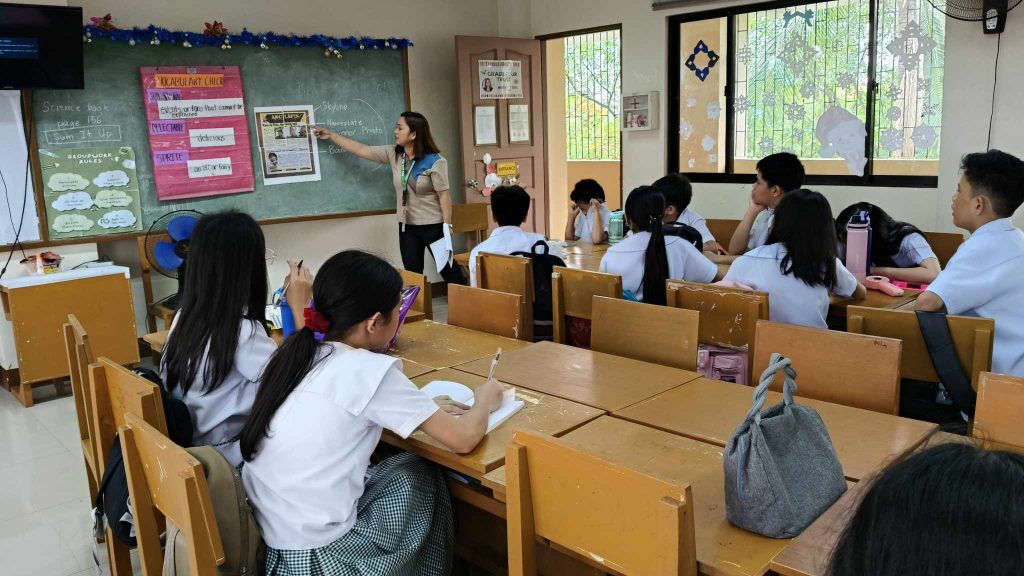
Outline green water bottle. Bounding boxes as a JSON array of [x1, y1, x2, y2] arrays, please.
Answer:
[[608, 210, 625, 244]]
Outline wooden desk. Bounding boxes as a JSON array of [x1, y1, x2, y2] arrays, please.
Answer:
[[829, 288, 920, 317], [614, 378, 937, 481], [454, 250, 604, 274], [389, 320, 531, 369], [454, 340, 700, 412], [563, 243, 608, 255], [486, 416, 793, 576], [382, 368, 603, 478], [144, 327, 286, 355]]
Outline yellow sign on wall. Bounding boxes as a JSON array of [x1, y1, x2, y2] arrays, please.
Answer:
[[496, 161, 519, 177]]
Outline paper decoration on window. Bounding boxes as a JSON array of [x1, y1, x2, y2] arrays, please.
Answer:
[[837, 72, 858, 90], [706, 101, 722, 120], [764, 94, 777, 107], [701, 135, 716, 151], [800, 83, 817, 99], [680, 120, 694, 139], [688, 158, 696, 168], [733, 95, 749, 113], [886, 106, 903, 121], [687, 97, 697, 108], [786, 103, 805, 122], [886, 84, 903, 99], [886, 21, 937, 70], [880, 128, 904, 153], [912, 125, 938, 150], [708, 154, 718, 163], [737, 46, 751, 65], [816, 106, 867, 176], [758, 136, 775, 154], [779, 33, 821, 75], [917, 78, 931, 93], [923, 102, 939, 117], [684, 40, 720, 82], [783, 9, 815, 27]]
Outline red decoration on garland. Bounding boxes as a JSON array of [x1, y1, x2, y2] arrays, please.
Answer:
[[204, 21, 228, 37], [90, 13, 116, 32]]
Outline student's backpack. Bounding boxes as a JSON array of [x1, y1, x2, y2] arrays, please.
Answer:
[[663, 222, 704, 250], [93, 368, 194, 547], [697, 344, 749, 385], [511, 240, 567, 323], [163, 446, 264, 576]]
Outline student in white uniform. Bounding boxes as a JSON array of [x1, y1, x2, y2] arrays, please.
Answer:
[[160, 211, 311, 467], [469, 185, 545, 287], [565, 178, 611, 244], [724, 189, 865, 328], [835, 202, 941, 284], [652, 172, 718, 253], [240, 250, 504, 575], [728, 152, 806, 256], [917, 150, 1024, 376], [600, 186, 720, 304]]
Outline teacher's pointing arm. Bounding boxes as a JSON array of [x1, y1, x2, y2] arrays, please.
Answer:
[[312, 126, 381, 163]]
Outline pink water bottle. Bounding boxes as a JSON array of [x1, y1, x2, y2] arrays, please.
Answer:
[[845, 211, 871, 282]]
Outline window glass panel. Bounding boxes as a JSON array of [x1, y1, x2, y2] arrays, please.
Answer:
[[566, 30, 621, 161], [678, 17, 727, 173]]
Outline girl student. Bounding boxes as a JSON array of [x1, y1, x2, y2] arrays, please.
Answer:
[[834, 202, 941, 284], [240, 250, 504, 575], [599, 186, 720, 304], [565, 178, 612, 244], [723, 189, 866, 328], [160, 210, 312, 467]]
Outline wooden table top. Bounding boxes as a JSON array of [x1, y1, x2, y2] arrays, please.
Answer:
[[454, 340, 701, 412], [398, 359, 435, 379], [486, 416, 793, 576], [381, 368, 604, 478], [614, 378, 937, 481], [828, 287, 921, 316], [144, 327, 287, 354], [388, 320, 532, 369], [454, 249, 604, 273]]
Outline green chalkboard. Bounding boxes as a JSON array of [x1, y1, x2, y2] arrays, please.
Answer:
[[31, 41, 407, 235]]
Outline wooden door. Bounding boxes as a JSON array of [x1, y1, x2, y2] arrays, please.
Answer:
[[456, 36, 546, 234]]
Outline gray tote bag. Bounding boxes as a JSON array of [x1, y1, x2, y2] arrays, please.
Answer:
[[723, 353, 847, 538]]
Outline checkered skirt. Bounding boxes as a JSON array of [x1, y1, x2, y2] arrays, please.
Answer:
[[263, 453, 453, 575]]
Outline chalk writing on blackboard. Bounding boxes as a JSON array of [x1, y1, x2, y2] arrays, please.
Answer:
[[44, 125, 122, 145]]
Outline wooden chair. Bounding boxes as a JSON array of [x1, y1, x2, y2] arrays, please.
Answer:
[[137, 235, 176, 334], [476, 252, 535, 341], [506, 430, 697, 576], [448, 284, 528, 340], [705, 219, 740, 251], [551, 266, 622, 345], [453, 202, 490, 249], [973, 372, 1024, 449], [923, 231, 964, 268], [591, 296, 700, 371], [752, 320, 903, 414], [89, 356, 169, 576], [399, 269, 433, 320], [846, 306, 993, 390], [120, 412, 225, 576], [62, 315, 99, 502]]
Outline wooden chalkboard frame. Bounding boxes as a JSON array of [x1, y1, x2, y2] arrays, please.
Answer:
[[13, 50, 412, 249]]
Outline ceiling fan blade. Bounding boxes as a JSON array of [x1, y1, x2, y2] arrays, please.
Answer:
[[167, 214, 198, 242], [154, 240, 184, 270]]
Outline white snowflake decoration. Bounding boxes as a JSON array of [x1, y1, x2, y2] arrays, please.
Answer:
[[923, 102, 939, 117], [679, 120, 694, 139], [917, 78, 931, 93], [912, 125, 937, 150], [687, 158, 696, 169], [737, 46, 752, 65], [837, 72, 858, 90], [758, 136, 775, 154], [733, 95, 749, 113], [686, 96, 697, 108], [886, 106, 903, 122], [701, 134, 716, 152], [886, 20, 937, 70], [779, 33, 821, 75], [800, 83, 817, 99], [832, 37, 846, 51], [786, 103, 805, 122], [886, 84, 902, 99], [706, 100, 722, 120], [880, 128, 904, 153], [764, 93, 777, 107]]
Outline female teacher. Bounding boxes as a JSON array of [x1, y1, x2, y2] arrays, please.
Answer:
[[312, 112, 464, 283]]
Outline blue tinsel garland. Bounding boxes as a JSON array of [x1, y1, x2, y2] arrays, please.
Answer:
[[82, 24, 412, 52]]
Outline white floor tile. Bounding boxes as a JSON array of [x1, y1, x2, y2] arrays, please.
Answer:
[[0, 512, 84, 576], [0, 452, 89, 521], [0, 411, 68, 466], [29, 395, 78, 431]]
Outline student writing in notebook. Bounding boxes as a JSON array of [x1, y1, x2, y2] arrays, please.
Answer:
[[565, 178, 611, 244], [728, 152, 806, 256], [240, 250, 503, 575], [917, 150, 1024, 376], [834, 202, 940, 284], [469, 185, 545, 287]]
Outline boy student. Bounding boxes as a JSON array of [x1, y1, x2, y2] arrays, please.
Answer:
[[728, 152, 806, 255], [917, 150, 1024, 376], [652, 173, 718, 252], [566, 178, 611, 244], [469, 185, 545, 287]]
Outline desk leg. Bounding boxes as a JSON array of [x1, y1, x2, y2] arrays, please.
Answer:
[[15, 375, 32, 408]]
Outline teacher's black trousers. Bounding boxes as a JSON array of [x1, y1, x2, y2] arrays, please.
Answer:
[[398, 223, 466, 285]]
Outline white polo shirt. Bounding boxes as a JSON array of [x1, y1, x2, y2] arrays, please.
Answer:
[[927, 218, 1024, 376], [162, 315, 276, 467], [599, 231, 718, 301], [574, 203, 611, 244], [747, 209, 774, 251], [675, 209, 716, 245], [469, 226, 546, 287], [242, 343, 439, 550], [724, 243, 859, 329]]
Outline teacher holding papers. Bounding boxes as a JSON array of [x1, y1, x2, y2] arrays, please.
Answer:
[[313, 112, 464, 283]]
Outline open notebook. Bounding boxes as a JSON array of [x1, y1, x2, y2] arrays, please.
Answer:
[[421, 380, 524, 434]]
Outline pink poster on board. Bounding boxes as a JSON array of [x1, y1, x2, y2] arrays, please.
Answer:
[[140, 66, 254, 200]]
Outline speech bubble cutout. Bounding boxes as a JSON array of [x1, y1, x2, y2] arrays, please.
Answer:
[[93, 190, 134, 208], [51, 192, 94, 211], [122, 159, 136, 170], [52, 214, 95, 233], [93, 170, 130, 188], [98, 210, 137, 229], [47, 172, 90, 192]]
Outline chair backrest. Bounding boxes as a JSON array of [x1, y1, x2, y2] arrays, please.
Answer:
[[89, 357, 168, 471], [137, 234, 169, 333], [477, 252, 535, 341], [121, 411, 225, 576], [973, 372, 1024, 448], [63, 315, 97, 456], [591, 296, 700, 371], [399, 269, 433, 320], [923, 231, 964, 268], [753, 320, 903, 414], [448, 284, 528, 340], [506, 431, 697, 576], [847, 306, 993, 390], [705, 219, 740, 250], [666, 280, 769, 349], [551, 266, 622, 344], [452, 202, 490, 247]]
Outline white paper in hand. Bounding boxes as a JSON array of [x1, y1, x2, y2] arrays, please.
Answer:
[[422, 380, 524, 435], [428, 225, 454, 274]]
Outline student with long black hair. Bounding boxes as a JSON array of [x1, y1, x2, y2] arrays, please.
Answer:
[[828, 442, 1024, 576], [240, 250, 503, 575], [160, 211, 310, 467], [724, 189, 865, 328], [835, 202, 940, 284], [599, 186, 718, 304]]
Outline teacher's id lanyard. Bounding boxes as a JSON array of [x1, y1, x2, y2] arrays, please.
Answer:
[[400, 155, 417, 232]]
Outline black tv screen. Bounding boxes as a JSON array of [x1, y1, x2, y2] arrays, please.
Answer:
[[0, 3, 84, 89]]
